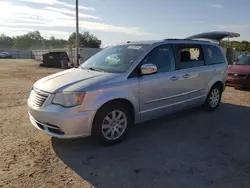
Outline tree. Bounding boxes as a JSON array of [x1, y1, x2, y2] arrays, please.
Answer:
[[13, 35, 33, 50], [220, 40, 250, 52], [241, 40, 249, 52], [12, 31, 45, 50], [0, 34, 14, 49], [68, 31, 101, 48], [11, 31, 68, 49], [1, 31, 101, 50], [27, 31, 44, 48]]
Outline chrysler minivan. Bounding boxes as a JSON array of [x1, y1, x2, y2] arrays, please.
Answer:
[[28, 31, 239, 144]]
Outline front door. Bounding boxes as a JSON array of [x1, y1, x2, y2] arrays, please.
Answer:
[[139, 44, 185, 121]]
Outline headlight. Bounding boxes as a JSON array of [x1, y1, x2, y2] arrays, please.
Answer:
[[52, 92, 85, 107]]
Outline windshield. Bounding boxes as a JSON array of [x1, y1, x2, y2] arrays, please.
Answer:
[[80, 44, 150, 73], [235, 55, 250, 65]]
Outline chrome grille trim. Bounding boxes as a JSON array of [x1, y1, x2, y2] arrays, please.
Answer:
[[29, 89, 49, 107], [228, 72, 247, 78]]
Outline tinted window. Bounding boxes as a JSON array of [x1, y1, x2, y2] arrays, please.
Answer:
[[203, 45, 225, 65], [80, 44, 150, 73], [178, 44, 204, 69], [142, 45, 175, 73], [235, 55, 250, 65]]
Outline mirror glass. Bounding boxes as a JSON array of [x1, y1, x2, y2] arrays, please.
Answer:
[[141, 64, 157, 75]]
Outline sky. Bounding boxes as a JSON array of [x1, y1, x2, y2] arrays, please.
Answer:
[[0, 0, 249, 46]]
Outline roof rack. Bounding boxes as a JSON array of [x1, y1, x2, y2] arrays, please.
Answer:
[[190, 39, 212, 43], [163, 38, 212, 43], [163, 38, 179, 40]]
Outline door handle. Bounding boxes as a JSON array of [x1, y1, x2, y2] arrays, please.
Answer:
[[182, 74, 190, 78], [170, 76, 180, 81]]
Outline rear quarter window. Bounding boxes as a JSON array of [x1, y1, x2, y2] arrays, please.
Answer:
[[203, 45, 226, 65]]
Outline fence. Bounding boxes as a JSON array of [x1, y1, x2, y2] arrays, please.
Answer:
[[0, 50, 33, 58], [32, 47, 102, 64], [0, 47, 102, 64]]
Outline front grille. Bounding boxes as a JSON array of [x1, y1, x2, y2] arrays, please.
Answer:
[[228, 73, 247, 78], [29, 90, 49, 107], [36, 122, 45, 130]]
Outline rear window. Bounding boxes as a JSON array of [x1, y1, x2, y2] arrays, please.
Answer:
[[203, 45, 226, 65]]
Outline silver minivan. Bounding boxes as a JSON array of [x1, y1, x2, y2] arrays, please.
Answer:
[[28, 31, 239, 144]]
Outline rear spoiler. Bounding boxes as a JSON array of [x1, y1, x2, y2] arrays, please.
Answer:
[[186, 31, 240, 42]]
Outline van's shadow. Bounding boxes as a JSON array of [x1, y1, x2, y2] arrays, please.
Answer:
[[52, 103, 250, 188]]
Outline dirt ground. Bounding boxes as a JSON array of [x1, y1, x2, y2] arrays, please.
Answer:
[[1, 59, 250, 188]]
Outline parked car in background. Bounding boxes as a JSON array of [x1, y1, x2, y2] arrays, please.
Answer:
[[0, 52, 12, 58], [27, 31, 238, 145], [227, 54, 250, 88]]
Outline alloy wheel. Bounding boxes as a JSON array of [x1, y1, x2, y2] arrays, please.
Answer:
[[101, 110, 127, 140], [209, 88, 220, 108]]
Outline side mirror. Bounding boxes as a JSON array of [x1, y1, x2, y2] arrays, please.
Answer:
[[141, 64, 157, 75]]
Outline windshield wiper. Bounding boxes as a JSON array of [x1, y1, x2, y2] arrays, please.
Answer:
[[85, 67, 105, 72]]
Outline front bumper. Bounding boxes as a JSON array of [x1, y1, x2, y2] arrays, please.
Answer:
[[226, 77, 250, 88], [28, 101, 96, 139]]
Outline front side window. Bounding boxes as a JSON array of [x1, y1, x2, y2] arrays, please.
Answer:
[[235, 55, 250, 65], [80, 44, 150, 73], [142, 45, 175, 73], [203, 45, 226, 65]]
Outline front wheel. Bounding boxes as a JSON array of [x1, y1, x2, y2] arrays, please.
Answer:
[[92, 102, 132, 145], [204, 84, 222, 111]]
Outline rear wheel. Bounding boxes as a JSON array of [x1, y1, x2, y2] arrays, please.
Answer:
[[92, 102, 132, 145], [204, 84, 222, 111]]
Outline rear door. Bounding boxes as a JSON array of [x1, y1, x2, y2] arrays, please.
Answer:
[[173, 43, 210, 104]]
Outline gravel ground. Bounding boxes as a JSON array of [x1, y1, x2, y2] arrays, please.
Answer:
[[1, 59, 250, 188]]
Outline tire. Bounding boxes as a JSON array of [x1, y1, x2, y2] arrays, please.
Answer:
[[204, 84, 222, 111], [92, 102, 132, 145]]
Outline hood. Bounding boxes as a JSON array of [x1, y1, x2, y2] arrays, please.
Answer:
[[228, 65, 250, 74], [33, 68, 118, 93]]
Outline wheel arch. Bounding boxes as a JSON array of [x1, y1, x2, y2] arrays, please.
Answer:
[[206, 76, 225, 94], [204, 80, 223, 111], [212, 81, 224, 91], [93, 98, 136, 125]]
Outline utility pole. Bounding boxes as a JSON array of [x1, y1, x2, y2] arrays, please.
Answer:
[[76, 0, 79, 66]]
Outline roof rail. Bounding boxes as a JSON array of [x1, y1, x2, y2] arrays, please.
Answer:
[[163, 38, 179, 40], [191, 39, 212, 43], [163, 38, 212, 43]]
